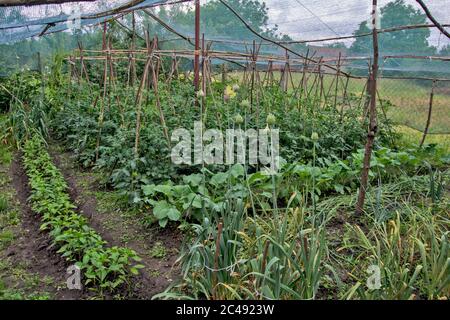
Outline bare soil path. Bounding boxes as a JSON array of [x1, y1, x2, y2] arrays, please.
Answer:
[[0, 154, 87, 299], [48, 142, 182, 299]]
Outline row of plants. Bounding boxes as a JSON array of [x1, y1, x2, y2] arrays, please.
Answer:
[[138, 144, 448, 228], [154, 165, 449, 300], [48, 75, 396, 192], [341, 211, 449, 300], [3, 63, 448, 300], [22, 135, 143, 293], [153, 195, 328, 300]]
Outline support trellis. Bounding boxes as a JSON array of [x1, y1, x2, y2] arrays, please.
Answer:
[[28, 0, 448, 217], [355, 0, 380, 215]]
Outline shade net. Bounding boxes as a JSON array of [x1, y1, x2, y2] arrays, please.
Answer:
[[0, 0, 449, 133]]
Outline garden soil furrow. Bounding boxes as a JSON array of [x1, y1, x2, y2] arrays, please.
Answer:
[[8, 155, 87, 299], [48, 143, 181, 299]]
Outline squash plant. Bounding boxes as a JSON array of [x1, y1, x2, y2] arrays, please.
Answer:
[[140, 146, 438, 228]]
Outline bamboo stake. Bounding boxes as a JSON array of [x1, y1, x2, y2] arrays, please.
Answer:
[[77, 40, 90, 84], [150, 59, 171, 147], [131, 12, 137, 86], [201, 33, 207, 108], [340, 75, 350, 121], [221, 63, 227, 84], [296, 49, 310, 102], [357, 79, 369, 116], [95, 33, 109, 162], [250, 40, 256, 111], [266, 61, 273, 86], [420, 80, 436, 147], [362, 58, 372, 118], [167, 53, 177, 83], [150, 36, 171, 148], [67, 55, 72, 96], [318, 63, 324, 105], [134, 57, 151, 158], [71, 55, 81, 82], [356, 0, 379, 215], [334, 52, 341, 110], [306, 59, 322, 101]]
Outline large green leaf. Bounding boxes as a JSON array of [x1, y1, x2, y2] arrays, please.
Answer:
[[230, 164, 244, 178], [167, 207, 181, 221], [210, 172, 228, 186], [153, 200, 170, 219], [183, 174, 203, 187], [142, 184, 156, 196]]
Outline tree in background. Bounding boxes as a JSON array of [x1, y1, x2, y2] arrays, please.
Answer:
[[169, 0, 280, 40], [349, 0, 438, 76], [160, 0, 297, 53], [137, 1, 297, 65]]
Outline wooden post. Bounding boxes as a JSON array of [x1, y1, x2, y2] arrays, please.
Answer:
[[301, 49, 310, 93], [267, 60, 273, 86], [340, 75, 351, 121], [221, 63, 227, 84], [420, 80, 436, 147], [107, 37, 115, 103], [250, 40, 256, 110], [36, 51, 45, 109], [150, 59, 171, 148], [77, 40, 90, 84], [253, 41, 262, 123], [307, 58, 322, 100], [356, 0, 379, 215], [71, 55, 80, 82], [357, 79, 369, 117], [194, 0, 200, 92], [201, 33, 206, 109], [362, 58, 372, 118], [205, 41, 213, 87], [334, 52, 341, 110], [68, 55, 73, 96], [318, 62, 324, 104], [280, 49, 289, 92], [148, 36, 171, 147], [243, 62, 249, 86], [131, 12, 136, 86], [134, 58, 151, 158], [95, 29, 109, 162]]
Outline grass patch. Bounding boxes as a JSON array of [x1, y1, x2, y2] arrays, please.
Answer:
[[0, 195, 7, 213], [0, 229, 14, 249], [0, 144, 11, 165], [0, 114, 12, 165], [395, 125, 450, 153], [95, 190, 129, 214], [0, 259, 53, 300], [229, 71, 450, 134], [149, 241, 167, 259]]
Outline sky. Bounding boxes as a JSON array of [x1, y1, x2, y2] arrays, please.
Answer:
[[264, 0, 450, 48], [3, 0, 449, 50]]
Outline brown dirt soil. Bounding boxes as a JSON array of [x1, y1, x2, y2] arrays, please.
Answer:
[[48, 143, 182, 299], [3, 155, 90, 299]]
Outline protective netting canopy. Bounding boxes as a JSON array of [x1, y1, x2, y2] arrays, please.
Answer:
[[0, 0, 168, 43], [1, 0, 449, 75], [0, 0, 449, 134]]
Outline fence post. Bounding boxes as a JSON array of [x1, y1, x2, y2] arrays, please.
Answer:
[[356, 0, 379, 215]]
